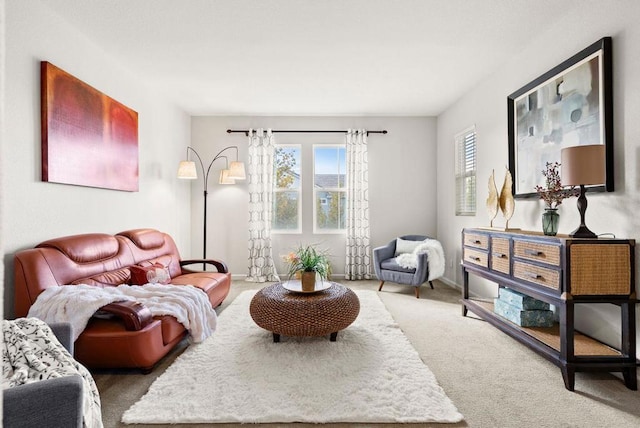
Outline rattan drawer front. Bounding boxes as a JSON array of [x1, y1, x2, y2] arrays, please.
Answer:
[[464, 232, 488, 250], [464, 248, 488, 268], [491, 237, 510, 275], [514, 240, 560, 266], [514, 261, 560, 291], [570, 244, 631, 295]]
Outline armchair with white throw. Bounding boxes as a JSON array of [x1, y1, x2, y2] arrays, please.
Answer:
[[373, 235, 445, 298]]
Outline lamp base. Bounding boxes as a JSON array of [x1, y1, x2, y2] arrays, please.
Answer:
[[569, 225, 598, 239]]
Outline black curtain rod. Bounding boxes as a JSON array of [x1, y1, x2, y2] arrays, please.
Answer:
[[226, 129, 388, 137]]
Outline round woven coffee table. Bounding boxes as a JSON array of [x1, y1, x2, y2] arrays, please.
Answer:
[[249, 282, 360, 342]]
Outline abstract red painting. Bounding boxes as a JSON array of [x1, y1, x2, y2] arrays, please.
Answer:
[[41, 61, 139, 191]]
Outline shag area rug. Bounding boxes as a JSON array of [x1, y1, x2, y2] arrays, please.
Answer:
[[122, 289, 463, 424]]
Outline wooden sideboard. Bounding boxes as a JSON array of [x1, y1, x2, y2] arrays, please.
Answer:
[[461, 227, 638, 391]]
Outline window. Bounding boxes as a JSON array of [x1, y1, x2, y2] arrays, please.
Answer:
[[273, 145, 301, 233], [313, 145, 346, 233], [455, 126, 477, 216]]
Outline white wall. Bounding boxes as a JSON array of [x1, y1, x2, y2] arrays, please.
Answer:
[[0, 0, 5, 415], [1, 0, 193, 316], [191, 116, 437, 277], [437, 1, 640, 352]]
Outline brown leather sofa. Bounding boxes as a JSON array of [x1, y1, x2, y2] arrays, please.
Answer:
[[13, 228, 231, 372]]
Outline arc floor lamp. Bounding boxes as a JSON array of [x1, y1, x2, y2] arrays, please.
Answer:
[[177, 146, 246, 263]]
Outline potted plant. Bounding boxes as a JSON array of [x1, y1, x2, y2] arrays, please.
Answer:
[[534, 162, 578, 236], [285, 244, 332, 291]]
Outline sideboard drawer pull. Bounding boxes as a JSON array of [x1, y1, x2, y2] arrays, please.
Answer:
[[514, 241, 560, 266], [525, 272, 541, 279], [471, 256, 481, 262], [525, 249, 542, 257], [494, 252, 506, 259], [464, 233, 488, 250]]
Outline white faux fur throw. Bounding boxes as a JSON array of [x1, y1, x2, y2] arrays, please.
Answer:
[[28, 284, 217, 343], [395, 239, 446, 281], [3, 317, 103, 428]]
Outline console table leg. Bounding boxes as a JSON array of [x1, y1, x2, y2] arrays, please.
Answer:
[[272, 333, 280, 343], [623, 367, 638, 390], [330, 332, 338, 342], [561, 366, 576, 391], [462, 267, 469, 317]]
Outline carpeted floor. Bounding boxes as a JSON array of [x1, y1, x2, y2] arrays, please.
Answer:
[[93, 280, 640, 428], [122, 290, 462, 424]]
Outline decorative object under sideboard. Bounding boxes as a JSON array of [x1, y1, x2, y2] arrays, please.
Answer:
[[493, 287, 553, 327], [461, 227, 637, 392]]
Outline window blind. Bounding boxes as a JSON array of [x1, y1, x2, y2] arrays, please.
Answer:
[[455, 126, 477, 216]]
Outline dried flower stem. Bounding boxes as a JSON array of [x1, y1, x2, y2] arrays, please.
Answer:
[[534, 162, 578, 209]]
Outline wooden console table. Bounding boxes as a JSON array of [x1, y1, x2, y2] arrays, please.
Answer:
[[461, 228, 638, 391]]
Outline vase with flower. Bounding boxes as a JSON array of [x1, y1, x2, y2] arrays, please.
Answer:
[[284, 244, 332, 291], [534, 162, 578, 236]]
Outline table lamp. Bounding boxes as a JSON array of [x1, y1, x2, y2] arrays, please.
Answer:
[[560, 144, 605, 238]]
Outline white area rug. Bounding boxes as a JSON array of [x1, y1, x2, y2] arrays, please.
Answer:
[[122, 290, 463, 424]]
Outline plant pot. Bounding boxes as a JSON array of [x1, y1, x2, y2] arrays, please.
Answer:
[[542, 208, 559, 236], [301, 271, 316, 292]]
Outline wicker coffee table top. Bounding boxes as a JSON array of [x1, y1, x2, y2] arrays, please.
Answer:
[[249, 282, 360, 342]]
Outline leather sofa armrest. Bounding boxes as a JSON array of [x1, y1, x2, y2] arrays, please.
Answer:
[[97, 301, 153, 331], [180, 258, 229, 274]]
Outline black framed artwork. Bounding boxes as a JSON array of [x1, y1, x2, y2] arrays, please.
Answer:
[[507, 37, 613, 198]]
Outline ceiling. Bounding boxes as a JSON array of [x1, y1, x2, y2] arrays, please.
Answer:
[[43, 0, 582, 116]]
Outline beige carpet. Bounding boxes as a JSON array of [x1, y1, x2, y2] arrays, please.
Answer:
[[93, 280, 640, 428], [122, 290, 462, 424]]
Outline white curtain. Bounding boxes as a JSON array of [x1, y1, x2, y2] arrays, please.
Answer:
[[345, 129, 372, 280], [246, 128, 281, 282]]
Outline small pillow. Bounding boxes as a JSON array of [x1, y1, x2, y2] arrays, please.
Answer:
[[130, 263, 171, 285], [394, 237, 425, 256]]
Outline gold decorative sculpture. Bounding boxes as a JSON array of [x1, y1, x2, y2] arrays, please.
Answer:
[[499, 167, 515, 229], [486, 169, 499, 227]]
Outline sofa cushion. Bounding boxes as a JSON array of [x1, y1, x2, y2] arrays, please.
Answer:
[[70, 268, 131, 287], [38, 234, 120, 264], [118, 229, 165, 250], [170, 272, 226, 293], [138, 256, 173, 270], [130, 264, 171, 285]]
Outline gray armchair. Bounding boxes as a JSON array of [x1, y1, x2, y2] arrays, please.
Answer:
[[373, 234, 434, 298], [3, 323, 83, 428]]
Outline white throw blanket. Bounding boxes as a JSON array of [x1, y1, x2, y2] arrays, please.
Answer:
[[28, 284, 217, 343], [395, 239, 446, 281], [2, 318, 103, 428]]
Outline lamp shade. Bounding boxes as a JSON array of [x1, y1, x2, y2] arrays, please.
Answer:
[[227, 161, 246, 180], [219, 169, 235, 184], [177, 161, 197, 179], [560, 145, 605, 186]]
